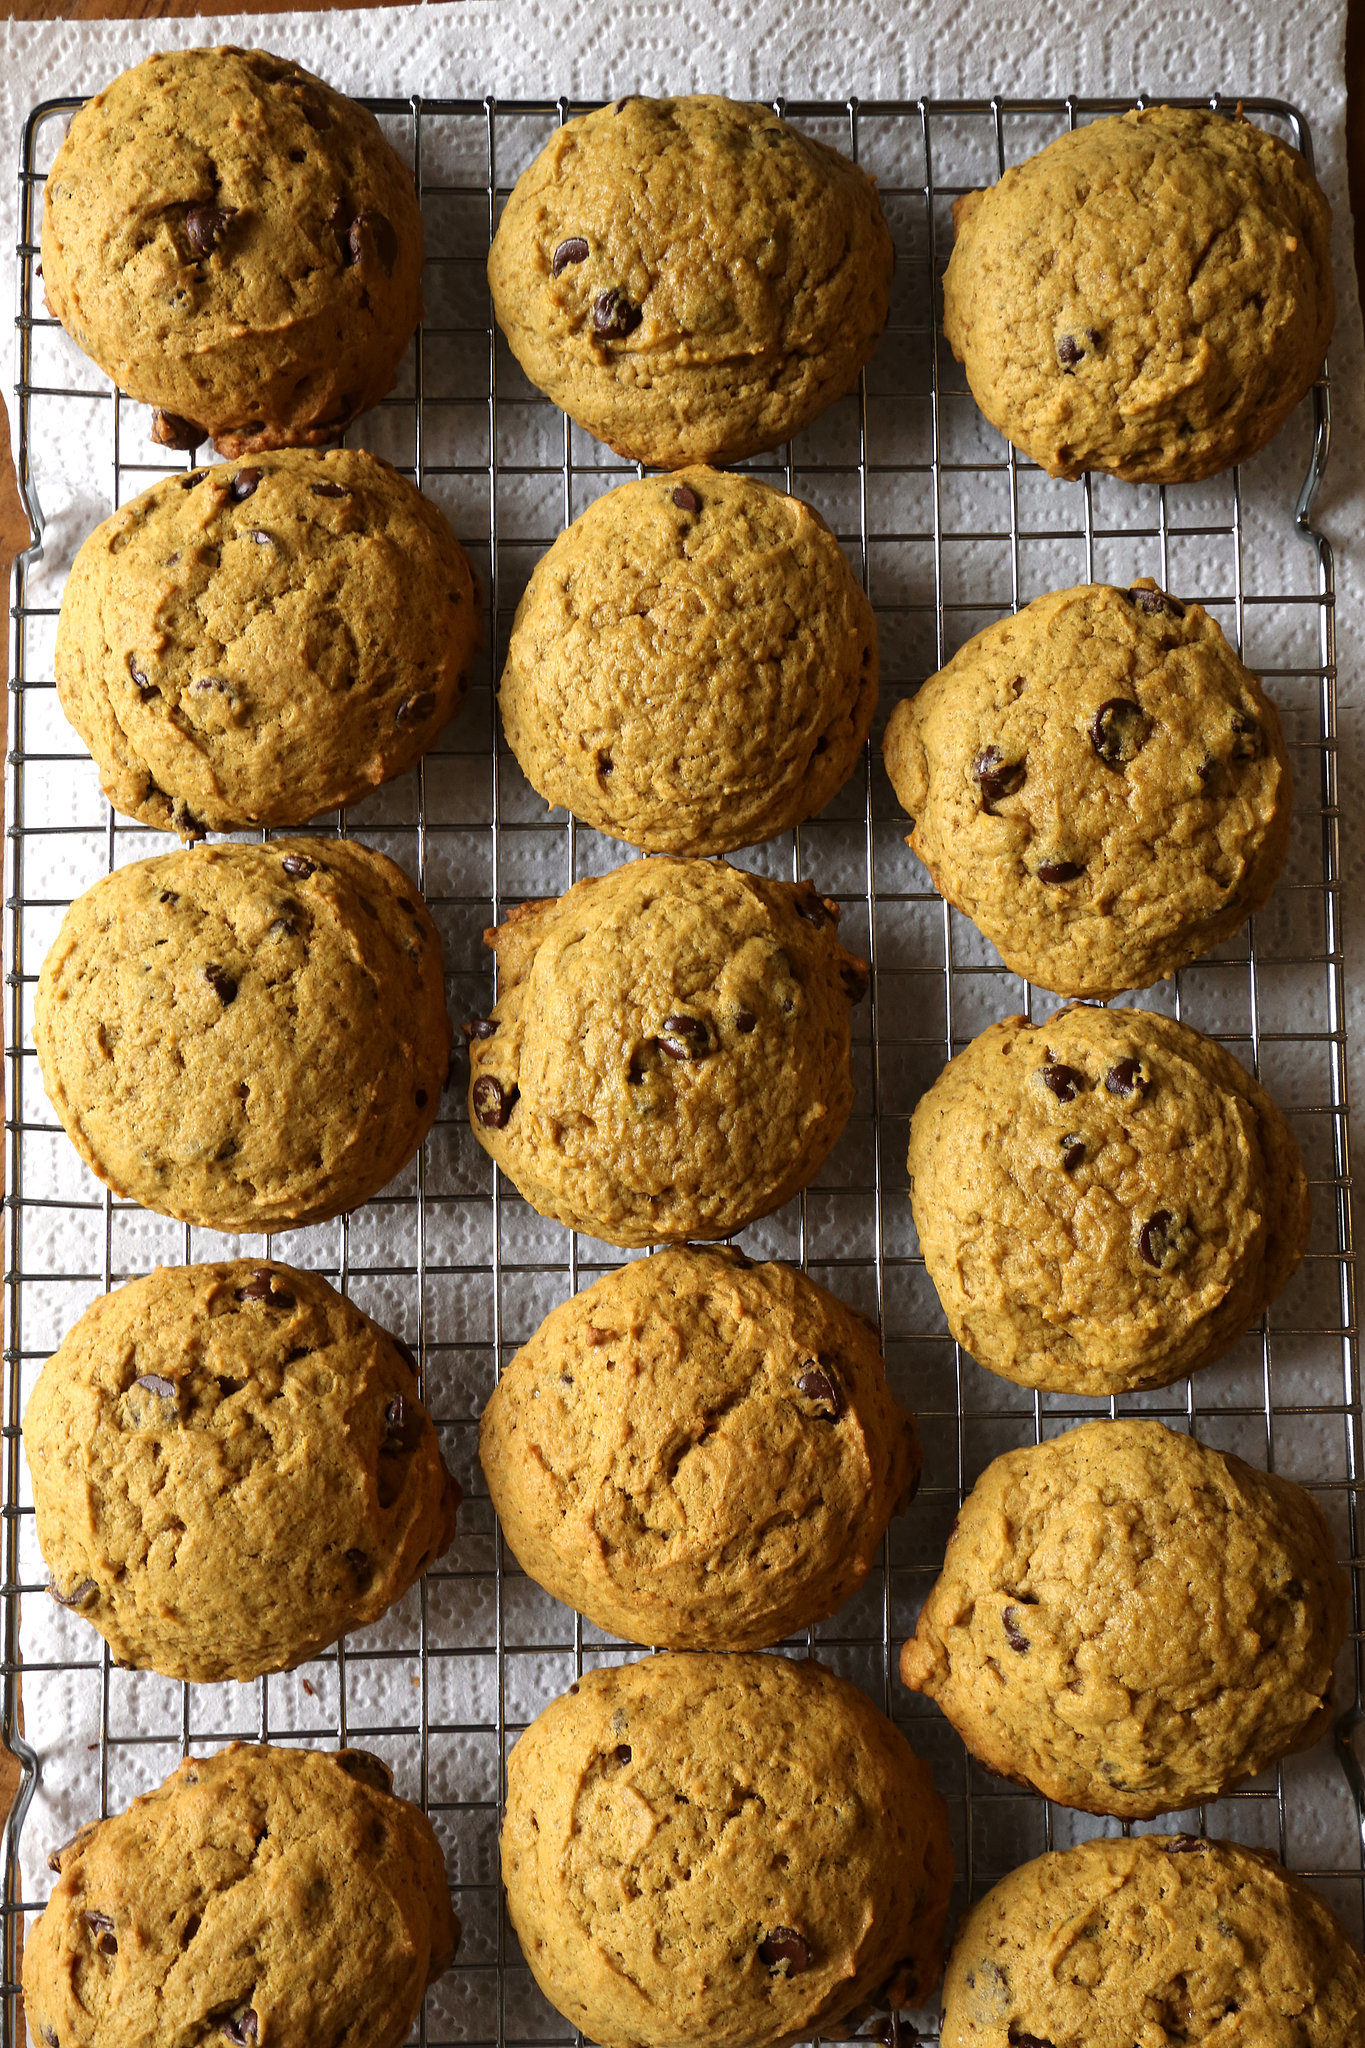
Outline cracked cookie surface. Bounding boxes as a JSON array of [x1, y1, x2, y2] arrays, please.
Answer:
[[41, 47, 424, 455], [908, 1007, 1310, 1395], [56, 448, 479, 837], [502, 1653, 952, 2048], [943, 106, 1334, 482], [900, 1418, 1349, 1819], [941, 1834, 1365, 2048], [487, 95, 894, 468], [465, 857, 868, 1247], [22, 1744, 458, 2048], [34, 839, 450, 1231], [26, 1261, 458, 1682], [480, 1247, 918, 1648], [882, 581, 1291, 997], [500, 467, 877, 854]]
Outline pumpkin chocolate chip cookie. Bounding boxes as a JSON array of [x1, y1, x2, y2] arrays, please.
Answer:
[[502, 1654, 952, 2048], [26, 1261, 458, 1682], [943, 106, 1334, 482], [882, 580, 1291, 997], [908, 1006, 1310, 1395], [480, 1246, 918, 1647], [941, 1835, 1365, 2048], [41, 47, 424, 456], [34, 839, 450, 1232], [488, 95, 894, 467], [23, 1744, 458, 2048], [465, 858, 869, 1246], [900, 1419, 1349, 1819]]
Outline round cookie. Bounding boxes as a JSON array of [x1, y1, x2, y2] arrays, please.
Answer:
[[23, 1744, 457, 2048], [26, 1261, 458, 1682], [908, 1006, 1310, 1395], [502, 1653, 952, 2048], [465, 858, 868, 1246], [56, 449, 480, 839], [941, 1835, 1365, 2048], [882, 580, 1291, 997], [487, 95, 894, 468], [34, 839, 450, 1232], [499, 467, 877, 854], [41, 47, 424, 456], [480, 1247, 918, 1648], [900, 1418, 1348, 1819], [943, 106, 1334, 483]]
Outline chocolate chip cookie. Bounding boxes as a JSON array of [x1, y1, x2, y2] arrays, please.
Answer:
[[465, 858, 868, 1246], [56, 449, 479, 838], [941, 1835, 1365, 2048], [502, 1654, 952, 2048], [943, 106, 1334, 482], [900, 1418, 1348, 1819], [23, 1744, 458, 2048], [487, 95, 894, 467], [908, 1006, 1310, 1395], [26, 1261, 457, 1682], [481, 1247, 918, 1648], [35, 839, 450, 1232], [499, 467, 877, 853], [41, 47, 424, 456], [882, 581, 1291, 997]]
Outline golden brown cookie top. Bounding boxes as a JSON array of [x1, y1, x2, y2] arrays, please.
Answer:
[[500, 466, 877, 853], [487, 95, 894, 466], [465, 857, 868, 1246], [56, 448, 479, 837], [941, 1835, 1365, 2048], [26, 1261, 457, 1682], [22, 1744, 457, 2048], [502, 1653, 952, 2048], [943, 106, 1334, 482], [480, 1247, 918, 1648], [41, 47, 424, 453], [882, 581, 1291, 997], [908, 1006, 1310, 1395], [35, 839, 450, 1232], [900, 1418, 1348, 1818]]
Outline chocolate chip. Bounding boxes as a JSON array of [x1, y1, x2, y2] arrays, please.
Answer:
[[614, 1744, 632, 1765], [185, 204, 234, 256], [349, 211, 398, 273], [973, 745, 1025, 809], [159, 890, 179, 905], [335, 1748, 394, 1794], [39, 2026, 58, 2047], [126, 653, 154, 696], [382, 1394, 422, 1455], [1091, 698, 1152, 769], [672, 485, 700, 512], [310, 481, 350, 498], [416, 1088, 428, 1108], [396, 690, 437, 726], [236, 1271, 296, 1309], [1060, 1137, 1085, 1172], [841, 960, 870, 1003], [229, 468, 263, 501], [345, 1548, 374, 1590], [1056, 334, 1084, 365], [247, 529, 274, 547], [1036, 860, 1084, 884], [179, 472, 205, 490], [472, 1076, 517, 1128], [281, 853, 315, 879], [204, 963, 237, 1005], [796, 1366, 842, 1419], [1230, 711, 1263, 760], [1165, 1835, 1207, 1854], [551, 236, 589, 276], [1139, 1210, 1189, 1270], [659, 1014, 709, 1060], [795, 890, 832, 925], [48, 1575, 96, 1610], [735, 1010, 757, 1034], [1039, 1063, 1085, 1104], [301, 99, 332, 131], [1130, 584, 1185, 618], [151, 410, 205, 451], [134, 1373, 176, 1399], [759, 1928, 810, 1975], [592, 287, 642, 338], [83, 1910, 117, 1956], [614, 96, 634, 112], [1008, 2035, 1055, 2048], [1105, 1058, 1145, 1099], [1002, 1605, 1031, 1653], [464, 1017, 498, 1040], [220, 2014, 258, 2046]]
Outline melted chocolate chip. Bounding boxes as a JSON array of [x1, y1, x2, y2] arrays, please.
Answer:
[[49, 1578, 96, 1609], [281, 853, 316, 879], [1139, 1210, 1189, 1270], [335, 1749, 393, 1794], [396, 690, 437, 726], [973, 746, 1026, 810], [673, 485, 700, 512], [1130, 584, 1185, 619], [346, 1548, 374, 1590], [134, 1373, 176, 1399], [1039, 1063, 1085, 1104], [83, 1911, 117, 1956], [151, 410, 205, 451], [1060, 1136, 1085, 1173], [759, 1928, 810, 1975], [236, 1271, 296, 1309], [734, 1010, 757, 1034], [230, 468, 263, 501], [1002, 1605, 1030, 1653], [350, 211, 398, 273], [1056, 334, 1084, 365], [48, 1822, 97, 1874], [1036, 860, 1085, 884], [220, 2014, 258, 2046], [310, 481, 350, 499], [1165, 1835, 1208, 1854], [185, 204, 234, 257], [126, 653, 154, 696], [247, 529, 274, 547], [659, 1014, 709, 1060], [1091, 698, 1153, 769], [204, 963, 238, 1005], [179, 472, 205, 490], [795, 891, 831, 925], [592, 287, 642, 338], [551, 236, 589, 276], [796, 1366, 842, 1419], [39, 2025, 59, 2048], [473, 1076, 517, 1128], [1230, 711, 1263, 760], [1105, 1058, 1145, 1099]]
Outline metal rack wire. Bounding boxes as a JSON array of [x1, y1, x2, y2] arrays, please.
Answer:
[[1, 88, 1360, 2048]]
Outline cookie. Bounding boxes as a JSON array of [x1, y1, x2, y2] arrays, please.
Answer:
[[900, 1418, 1348, 1819], [941, 1835, 1365, 2048], [943, 106, 1334, 483], [23, 1744, 457, 2048], [56, 449, 480, 839], [502, 1653, 952, 2048], [34, 839, 450, 1232], [465, 858, 868, 1246], [487, 95, 894, 468], [41, 47, 424, 457], [26, 1261, 457, 1682], [499, 467, 877, 854], [908, 1006, 1310, 1395], [480, 1246, 918, 1648], [882, 580, 1291, 997]]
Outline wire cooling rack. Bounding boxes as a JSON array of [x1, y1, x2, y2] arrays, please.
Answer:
[[0, 88, 1360, 2048]]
